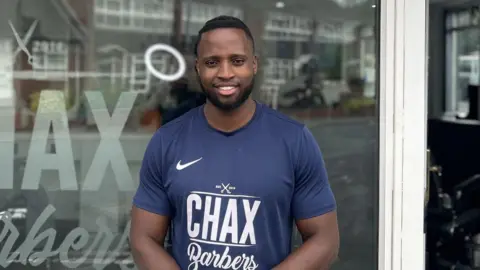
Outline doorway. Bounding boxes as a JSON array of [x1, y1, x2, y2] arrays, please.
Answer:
[[426, 2, 480, 269]]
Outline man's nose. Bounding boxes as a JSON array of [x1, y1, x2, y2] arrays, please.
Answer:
[[217, 62, 234, 80]]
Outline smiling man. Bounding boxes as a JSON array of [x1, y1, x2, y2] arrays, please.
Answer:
[[130, 15, 339, 270]]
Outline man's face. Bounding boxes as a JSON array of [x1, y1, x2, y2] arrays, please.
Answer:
[[196, 28, 257, 111]]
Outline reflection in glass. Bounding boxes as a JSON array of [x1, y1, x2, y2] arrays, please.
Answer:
[[0, 0, 378, 269], [445, 9, 480, 116]]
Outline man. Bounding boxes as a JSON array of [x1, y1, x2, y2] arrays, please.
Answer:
[[130, 15, 339, 270]]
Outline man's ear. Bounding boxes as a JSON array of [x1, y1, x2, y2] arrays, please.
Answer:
[[253, 55, 258, 75]]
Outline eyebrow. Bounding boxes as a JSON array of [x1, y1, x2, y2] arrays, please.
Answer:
[[201, 54, 249, 60]]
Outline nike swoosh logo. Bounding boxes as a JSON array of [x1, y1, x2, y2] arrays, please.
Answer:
[[176, 157, 203, 170]]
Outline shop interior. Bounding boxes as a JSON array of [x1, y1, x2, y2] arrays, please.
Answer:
[[426, 1, 480, 269]]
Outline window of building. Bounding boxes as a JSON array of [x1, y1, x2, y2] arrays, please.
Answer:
[[94, 0, 173, 33], [445, 8, 480, 115], [32, 40, 69, 71]]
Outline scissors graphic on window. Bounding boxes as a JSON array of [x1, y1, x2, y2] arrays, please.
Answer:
[[8, 20, 38, 66]]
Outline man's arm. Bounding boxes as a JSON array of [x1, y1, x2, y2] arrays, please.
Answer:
[[273, 212, 339, 270], [130, 206, 180, 270], [274, 126, 339, 270], [129, 131, 180, 269]]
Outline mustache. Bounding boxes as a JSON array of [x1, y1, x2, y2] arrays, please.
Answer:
[[195, 73, 255, 88]]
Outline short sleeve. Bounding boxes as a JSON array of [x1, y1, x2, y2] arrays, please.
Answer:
[[132, 133, 172, 216], [292, 126, 337, 220]]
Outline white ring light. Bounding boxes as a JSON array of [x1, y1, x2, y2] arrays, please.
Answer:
[[144, 44, 186, 82]]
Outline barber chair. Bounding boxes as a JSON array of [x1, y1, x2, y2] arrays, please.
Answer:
[[435, 257, 473, 270], [453, 174, 480, 213], [426, 118, 480, 269], [426, 173, 480, 269]]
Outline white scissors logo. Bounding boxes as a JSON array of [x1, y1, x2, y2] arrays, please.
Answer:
[[221, 183, 232, 194], [8, 20, 38, 66]]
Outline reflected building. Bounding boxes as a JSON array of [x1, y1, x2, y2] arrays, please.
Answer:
[[0, 1, 379, 269]]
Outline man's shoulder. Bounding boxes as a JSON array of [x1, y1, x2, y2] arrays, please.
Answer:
[[151, 106, 200, 145], [260, 103, 306, 135]]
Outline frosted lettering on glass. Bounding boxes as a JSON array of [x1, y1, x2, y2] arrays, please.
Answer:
[[82, 91, 137, 191], [0, 91, 138, 191], [0, 38, 188, 269], [22, 90, 77, 190], [0, 205, 134, 269]]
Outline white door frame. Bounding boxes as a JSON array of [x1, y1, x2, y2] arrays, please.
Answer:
[[378, 0, 428, 269]]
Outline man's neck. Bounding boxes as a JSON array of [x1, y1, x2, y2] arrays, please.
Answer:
[[203, 98, 256, 132]]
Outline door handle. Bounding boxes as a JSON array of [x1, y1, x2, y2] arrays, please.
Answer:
[[426, 149, 442, 207], [426, 149, 431, 207]]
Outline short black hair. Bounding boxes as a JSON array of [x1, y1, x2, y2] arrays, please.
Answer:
[[193, 15, 255, 57]]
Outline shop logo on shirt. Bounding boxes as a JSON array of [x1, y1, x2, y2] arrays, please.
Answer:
[[216, 183, 236, 194], [176, 157, 203, 170], [185, 185, 261, 270]]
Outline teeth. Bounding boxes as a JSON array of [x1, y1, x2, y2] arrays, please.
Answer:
[[219, 86, 235, 91]]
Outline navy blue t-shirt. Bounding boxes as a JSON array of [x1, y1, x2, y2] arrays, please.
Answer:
[[133, 102, 336, 270]]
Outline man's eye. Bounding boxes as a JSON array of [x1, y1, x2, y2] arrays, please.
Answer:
[[205, 60, 217, 66], [232, 59, 245, 65]]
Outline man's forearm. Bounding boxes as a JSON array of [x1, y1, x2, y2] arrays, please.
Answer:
[[131, 236, 180, 270], [273, 235, 338, 270]]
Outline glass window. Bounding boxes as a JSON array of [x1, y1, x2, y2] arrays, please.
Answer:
[[0, 0, 379, 269], [445, 23, 480, 114]]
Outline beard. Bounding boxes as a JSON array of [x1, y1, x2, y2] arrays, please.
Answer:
[[199, 76, 255, 112]]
